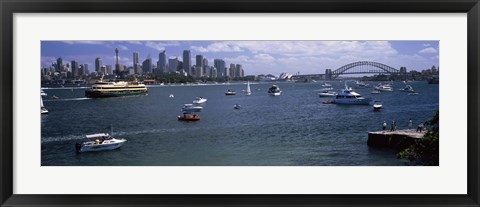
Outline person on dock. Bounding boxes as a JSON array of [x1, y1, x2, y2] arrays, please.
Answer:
[[390, 120, 395, 131], [417, 122, 424, 132], [393, 120, 397, 131], [408, 118, 413, 129], [383, 121, 387, 131]]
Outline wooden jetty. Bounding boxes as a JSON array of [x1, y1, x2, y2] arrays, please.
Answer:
[[367, 129, 426, 150]]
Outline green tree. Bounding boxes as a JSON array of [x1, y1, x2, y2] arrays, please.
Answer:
[[397, 110, 439, 165]]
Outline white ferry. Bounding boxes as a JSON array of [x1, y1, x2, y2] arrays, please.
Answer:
[[85, 78, 148, 98], [332, 85, 371, 105]]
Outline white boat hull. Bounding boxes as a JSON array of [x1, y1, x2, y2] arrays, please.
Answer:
[[77, 139, 126, 152], [269, 92, 281, 96], [333, 98, 371, 105]]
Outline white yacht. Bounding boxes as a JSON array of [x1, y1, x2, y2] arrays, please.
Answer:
[[318, 91, 337, 97], [332, 86, 371, 105], [321, 83, 332, 87], [268, 85, 282, 96], [193, 96, 207, 104], [374, 83, 393, 92], [373, 101, 383, 111], [399, 85, 415, 93], [75, 133, 126, 153], [182, 104, 203, 112]]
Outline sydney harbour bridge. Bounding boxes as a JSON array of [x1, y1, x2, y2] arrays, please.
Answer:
[[292, 61, 405, 80]]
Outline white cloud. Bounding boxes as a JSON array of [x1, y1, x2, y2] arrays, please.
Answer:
[[190, 42, 243, 52], [62, 41, 105, 45], [144, 41, 180, 51], [418, 47, 438, 54], [423, 43, 431, 47]]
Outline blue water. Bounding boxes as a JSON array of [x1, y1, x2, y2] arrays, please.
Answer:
[[41, 81, 438, 166]]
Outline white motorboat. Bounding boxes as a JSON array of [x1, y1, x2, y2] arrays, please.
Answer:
[[193, 96, 207, 104], [244, 81, 252, 96], [371, 90, 381, 94], [355, 80, 369, 88], [321, 83, 332, 87], [332, 85, 371, 105], [182, 104, 203, 112], [374, 83, 393, 92], [373, 101, 382, 111], [319, 87, 334, 91], [268, 85, 282, 96], [41, 95, 48, 114], [75, 133, 126, 153], [41, 89, 47, 96], [318, 91, 337, 97], [399, 85, 415, 93], [169, 94, 174, 98], [225, 89, 236, 95], [234, 104, 242, 109]]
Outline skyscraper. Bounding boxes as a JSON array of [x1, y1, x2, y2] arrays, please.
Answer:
[[133, 52, 140, 74], [56, 57, 63, 72], [157, 50, 167, 74], [214, 59, 226, 77], [95, 57, 102, 73], [168, 57, 178, 73], [115, 48, 121, 73], [183, 50, 191, 75], [203, 58, 209, 77], [142, 58, 153, 74], [71, 60, 79, 78]]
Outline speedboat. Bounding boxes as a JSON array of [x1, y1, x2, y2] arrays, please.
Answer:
[[41, 89, 47, 96], [374, 83, 393, 92], [268, 85, 282, 96], [371, 90, 381, 94], [321, 83, 332, 87], [399, 85, 415, 92], [169, 94, 174, 98], [75, 133, 126, 153], [373, 101, 382, 111], [225, 90, 236, 95], [182, 104, 203, 112], [332, 85, 371, 105], [234, 104, 242, 109], [318, 91, 337, 97], [193, 96, 207, 104], [355, 80, 369, 88], [319, 87, 334, 91], [178, 113, 200, 121]]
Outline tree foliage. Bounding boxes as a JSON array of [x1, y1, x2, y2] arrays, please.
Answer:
[[397, 110, 439, 165]]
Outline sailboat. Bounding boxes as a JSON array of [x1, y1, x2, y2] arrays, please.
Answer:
[[41, 95, 48, 114], [244, 81, 252, 96]]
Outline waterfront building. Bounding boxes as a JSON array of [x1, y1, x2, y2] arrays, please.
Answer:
[[133, 52, 141, 74], [106, 65, 113, 75], [142, 58, 153, 74], [56, 57, 63, 72], [95, 57, 102, 73], [214, 59, 226, 77], [83, 64, 89, 75], [229, 64, 236, 77], [203, 58, 208, 77], [71, 60, 79, 78], [195, 66, 203, 78], [210, 67, 217, 78], [157, 50, 167, 74], [168, 57, 178, 73], [183, 50, 192, 75], [235, 64, 243, 78]]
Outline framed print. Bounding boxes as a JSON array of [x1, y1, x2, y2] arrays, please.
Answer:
[[1, 0, 479, 206]]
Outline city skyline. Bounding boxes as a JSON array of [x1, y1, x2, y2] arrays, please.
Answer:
[[41, 40, 439, 76]]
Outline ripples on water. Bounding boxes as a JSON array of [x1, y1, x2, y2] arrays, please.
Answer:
[[41, 81, 438, 166]]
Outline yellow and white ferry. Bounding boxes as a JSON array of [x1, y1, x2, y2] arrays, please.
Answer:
[[85, 78, 148, 98]]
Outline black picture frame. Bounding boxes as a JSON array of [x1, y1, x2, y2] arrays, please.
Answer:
[[1, 0, 479, 206]]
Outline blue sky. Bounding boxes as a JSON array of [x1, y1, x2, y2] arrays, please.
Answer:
[[41, 41, 439, 75]]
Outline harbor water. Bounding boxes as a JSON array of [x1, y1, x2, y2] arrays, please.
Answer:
[[41, 81, 438, 166]]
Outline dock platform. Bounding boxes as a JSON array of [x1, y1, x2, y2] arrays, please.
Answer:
[[367, 129, 425, 150]]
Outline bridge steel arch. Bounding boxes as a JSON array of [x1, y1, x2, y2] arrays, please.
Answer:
[[331, 61, 400, 78]]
